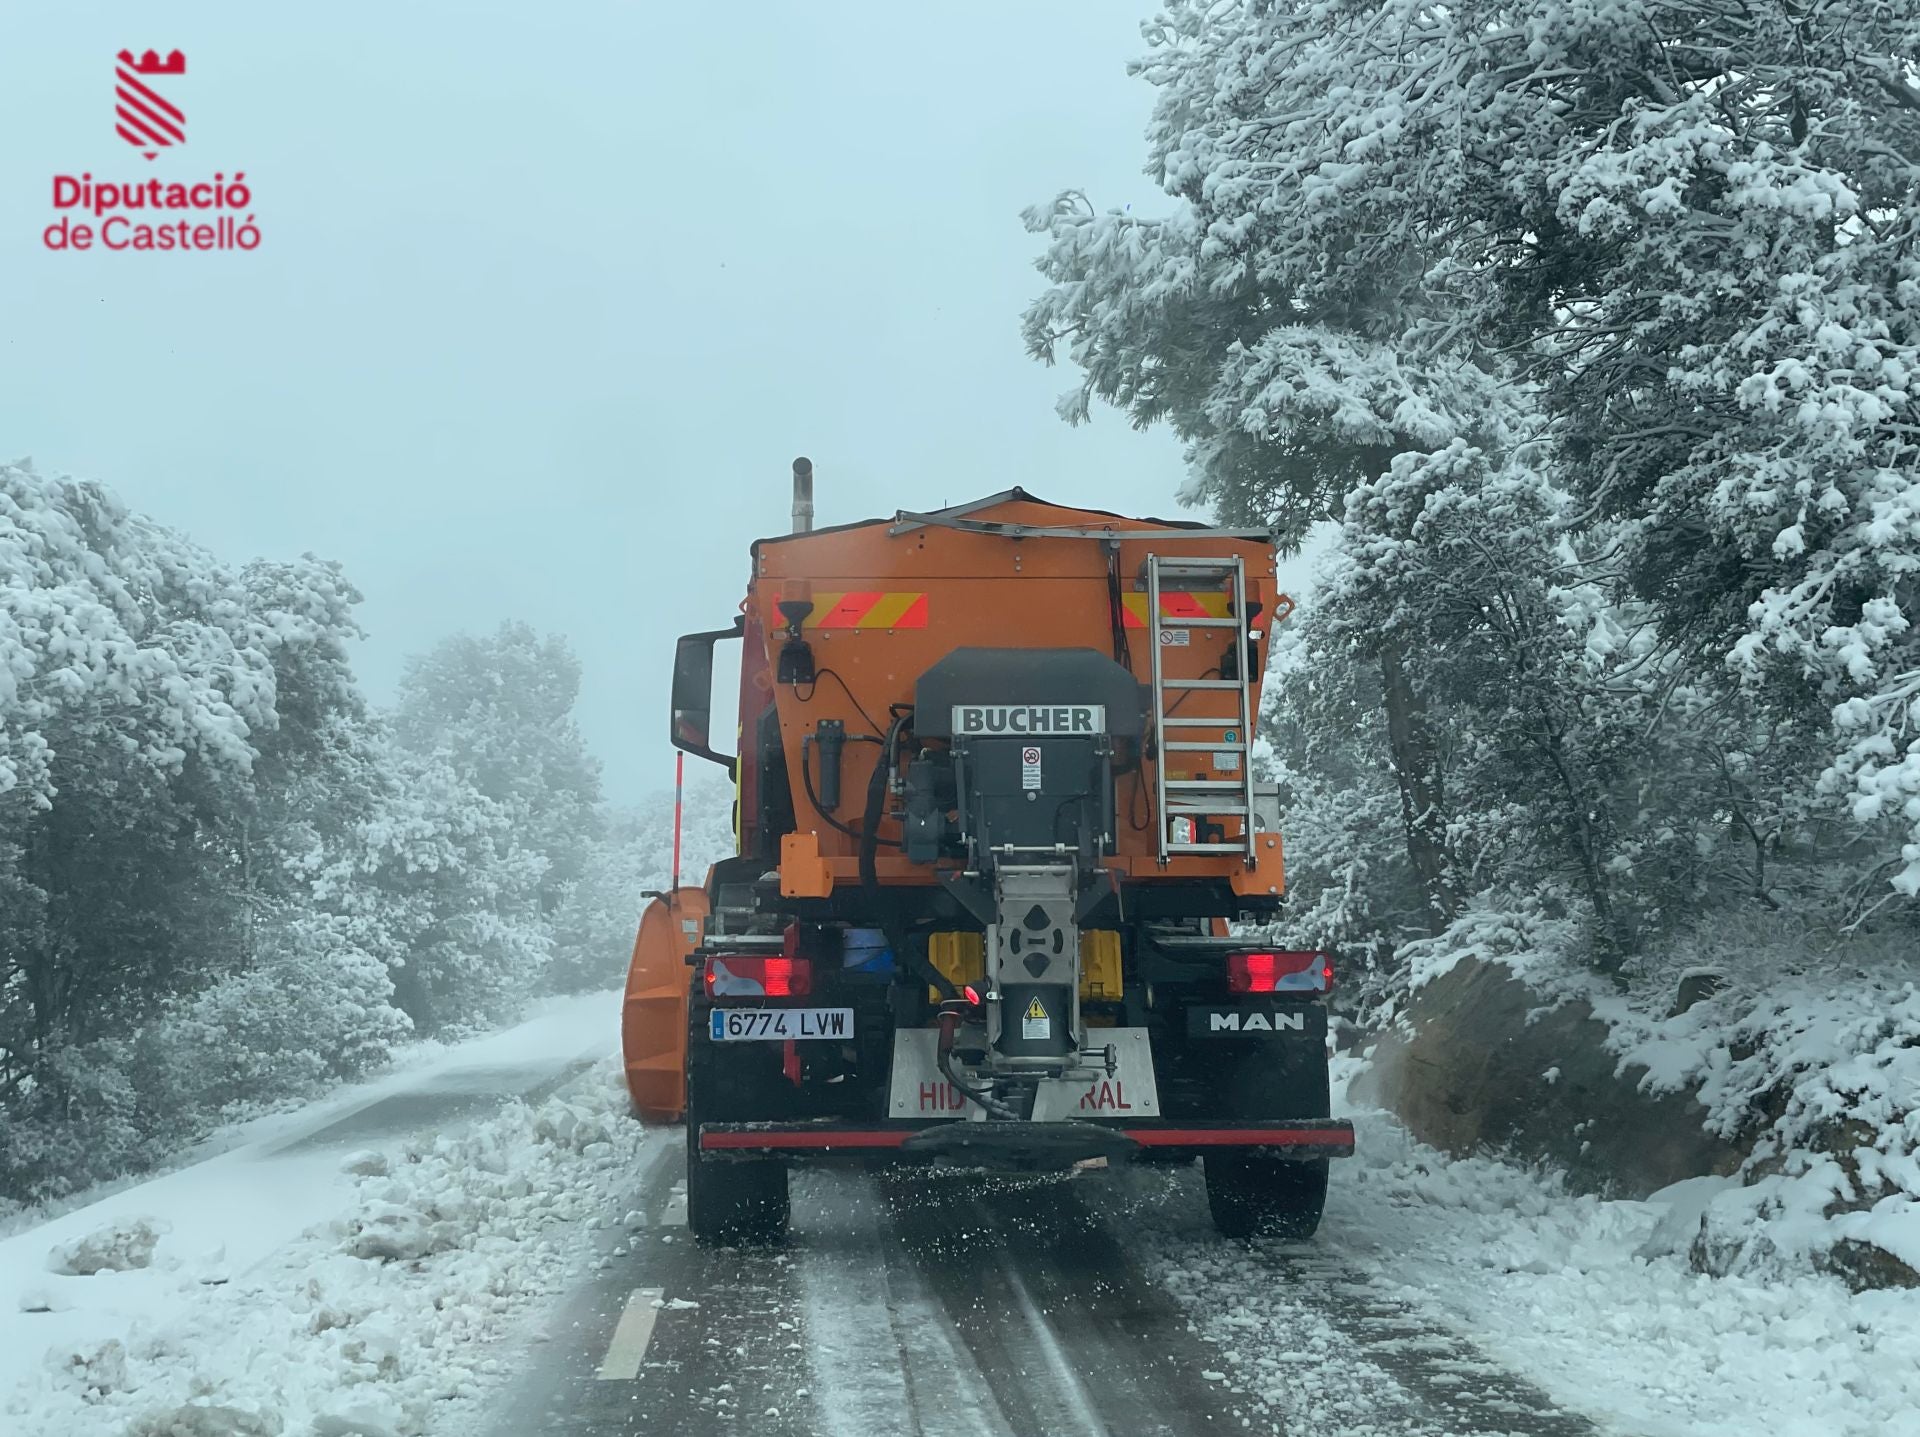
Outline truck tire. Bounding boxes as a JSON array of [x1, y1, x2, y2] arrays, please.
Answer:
[[684, 1006, 790, 1246], [1203, 1033, 1330, 1240]]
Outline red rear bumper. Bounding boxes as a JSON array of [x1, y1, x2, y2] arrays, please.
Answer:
[[697, 1118, 1355, 1163]]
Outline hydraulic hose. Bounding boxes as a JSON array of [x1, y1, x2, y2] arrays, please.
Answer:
[[856, 712, 904, 894], [936, 1005, 1019, 1120], [861, 711, 958, 1001], [860, 714, 1003, 1116]]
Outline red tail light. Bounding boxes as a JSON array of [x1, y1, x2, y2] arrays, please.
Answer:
[[1228, 950, 1332, 994], [704, 955, 813, 997]]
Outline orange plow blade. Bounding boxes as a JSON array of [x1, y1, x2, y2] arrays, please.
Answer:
[[621, 886, 707, 1122]]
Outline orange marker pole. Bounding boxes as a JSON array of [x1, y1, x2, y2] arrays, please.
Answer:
[[671, 751, 684, 891]]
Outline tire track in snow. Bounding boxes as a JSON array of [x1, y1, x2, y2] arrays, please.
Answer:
[[994, 1244, 1110, 1437], [884, 1171, 1235, 1437], [487, 1138, 1605, 1436], [795, 1169, 1011, 1437], [1264, 1252, 1598, 1437], [1105, 1165, 1603, 1436]]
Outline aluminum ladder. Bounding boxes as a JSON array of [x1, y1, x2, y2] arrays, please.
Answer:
[[1145, 552, 1259, 863]]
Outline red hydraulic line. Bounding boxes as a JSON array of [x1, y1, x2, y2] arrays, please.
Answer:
[[701, 1128, 913, 1150], [698, 1123, 1355, 1152], [1130, 1127, 1356, 1148]]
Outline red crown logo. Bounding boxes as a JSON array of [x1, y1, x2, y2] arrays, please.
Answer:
[[118, 49, 185, 76], [115, 48, 187, 160]]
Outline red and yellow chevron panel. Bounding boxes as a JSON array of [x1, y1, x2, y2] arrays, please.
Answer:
[[1120, 591, 1232, 628], [805, 592, 929, 629]]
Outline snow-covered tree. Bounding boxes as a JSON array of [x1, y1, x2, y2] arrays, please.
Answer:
[[345, 745, 550, 1035], [548, 774, 737, 992], [1026, 2, 1920, 969], [0, 461, 414, 1199], [392, 623, 603, 912], [0, 463, 623, 1203]]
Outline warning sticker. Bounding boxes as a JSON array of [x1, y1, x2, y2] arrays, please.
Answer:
[[1158, 628, 1190, 647], [1218, 728, 1241, 773], [1022, 994, 1051, 1041], [1021, 745, 1042, 790]]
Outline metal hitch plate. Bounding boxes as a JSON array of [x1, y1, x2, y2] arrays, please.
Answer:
[[887, 1027, 1160, 1119]]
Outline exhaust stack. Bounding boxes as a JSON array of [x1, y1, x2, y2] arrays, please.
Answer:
[[791, 456, 814, 534]]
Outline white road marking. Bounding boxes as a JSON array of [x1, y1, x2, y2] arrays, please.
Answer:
[[596, 1287, 665, 1380], [661, 1191, 688, 1226]]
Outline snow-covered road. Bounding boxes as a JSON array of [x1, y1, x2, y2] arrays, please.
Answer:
[[494, 1154, 1594, 1437], [7, 1005, 1919, 1436], [489, 1083, 1920, 1437], [0, 993, 617, 1434]]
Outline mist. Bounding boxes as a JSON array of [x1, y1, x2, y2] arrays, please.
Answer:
[[0, 2, 1206, 803]]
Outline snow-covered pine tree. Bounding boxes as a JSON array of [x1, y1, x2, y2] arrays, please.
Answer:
[[375, 623, 604, 1031], [392, 623, 604, 913], [547, 771, 736, 992], [1, 461, 638, 1204], [1025, 0, 1920, 968], [0, 461, 410, 1198]]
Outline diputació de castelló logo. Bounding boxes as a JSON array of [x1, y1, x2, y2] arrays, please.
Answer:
[[116, 47, 186, 158], [44, 47, 260, 253]]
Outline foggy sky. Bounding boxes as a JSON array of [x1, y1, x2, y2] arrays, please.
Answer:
[[1, 4, 1299, 804]]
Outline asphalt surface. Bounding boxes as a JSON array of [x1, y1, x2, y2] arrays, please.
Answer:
[[484, 1148, 1604, 1437], [268, 1057, 601, 1154]]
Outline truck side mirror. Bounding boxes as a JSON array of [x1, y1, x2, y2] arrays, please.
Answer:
[[671, 621, 743, 777]]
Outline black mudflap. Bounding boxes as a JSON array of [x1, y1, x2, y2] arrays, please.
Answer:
[[685, 1001, 792, 1245], [1154, 1001, 1334, 1238]]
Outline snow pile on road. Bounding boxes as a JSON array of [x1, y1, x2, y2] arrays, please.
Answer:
[[48, 1218, 167, 1277], [5, 1065, 646, 1437], [1133, 1087, 1920, 1437]]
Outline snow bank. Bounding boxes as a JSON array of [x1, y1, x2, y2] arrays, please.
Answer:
[[1606, 966, 1920, 1288], [1375, 906, 1920, 1288], [1356, 954, 1745, 1199], [1129, 1085, 1920, 1437], [4, 1063, 650, 1437]]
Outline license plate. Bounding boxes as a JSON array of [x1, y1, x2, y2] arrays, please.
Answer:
[[709, 1008, 854, 1042]]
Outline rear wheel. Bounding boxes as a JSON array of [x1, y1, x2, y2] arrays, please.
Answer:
[[684, 1005, 790, 1246], [1202, 1029, 1331, 1240]]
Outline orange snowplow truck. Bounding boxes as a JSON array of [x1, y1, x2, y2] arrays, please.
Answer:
[[624, 461, 1353, 1243]]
